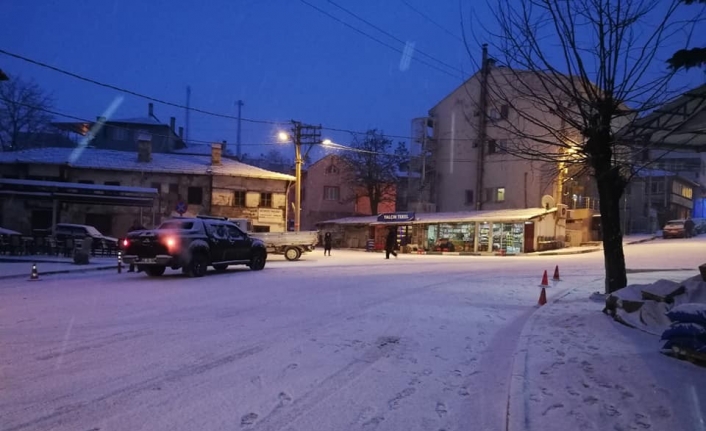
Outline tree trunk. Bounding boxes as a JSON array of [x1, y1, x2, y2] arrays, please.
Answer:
[[596, 169, 628, 294]]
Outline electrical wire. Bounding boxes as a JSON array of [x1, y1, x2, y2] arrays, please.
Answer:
[[297, 0, 462, 80], [400, 0, 464, 43], [326, 0, 464, 75]]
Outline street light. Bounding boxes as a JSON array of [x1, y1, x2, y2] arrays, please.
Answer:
[[277, 124, 326, 231]]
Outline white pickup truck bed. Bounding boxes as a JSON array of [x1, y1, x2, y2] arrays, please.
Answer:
[[249, 230, 318, 261]]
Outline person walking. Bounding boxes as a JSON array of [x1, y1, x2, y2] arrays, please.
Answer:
[[685, 217, 695, 238], [385, 227, 398, 259], [323, 232, 333, 256], [126, 219, 145, 272]]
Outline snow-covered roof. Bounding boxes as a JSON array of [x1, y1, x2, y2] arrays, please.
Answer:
[[109, 116, 164, 126], [0, 148, 295, 182], [318, 208, 556, 226], [173, 144, 233, 156]]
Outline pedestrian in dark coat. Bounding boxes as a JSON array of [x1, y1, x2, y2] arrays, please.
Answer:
[[127, 219, 146, 272], [685, 218, 695, 238], [385, 228, 398, 259], [324, 232, 332, 256]]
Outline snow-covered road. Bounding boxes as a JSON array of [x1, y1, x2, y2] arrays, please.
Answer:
[[0, 238, 703, 431]]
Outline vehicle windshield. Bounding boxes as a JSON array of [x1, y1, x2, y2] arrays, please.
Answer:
[[85, 226, 103, 236], [158, 221, 194, 230]]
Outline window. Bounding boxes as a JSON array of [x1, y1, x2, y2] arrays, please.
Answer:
[[487, 139, 497, 154], [226, 225, 245, 239], [484, 188, 493, 203], [150, 182, 161, 194], [260, 192, 273, 207], [323, 186, 340, 201], [78, 180, 94, 184], [496, 187, 506, 202], [169, 183, 179, 195], [325, 165, 339, 174], [500, 105, 510, 119], [465, 189, 474, 205], [112, 127, 128, 141], [489, 109, 500, 121], [497, 140, 508, 153], [187, 186, 203, 205], [233, 190, 246, 207], [104, 181, 120, 186]]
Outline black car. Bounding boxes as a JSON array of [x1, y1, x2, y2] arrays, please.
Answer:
[[121, 216, 267, 277]]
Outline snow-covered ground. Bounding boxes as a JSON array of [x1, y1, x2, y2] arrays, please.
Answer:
[[0, 238, 704, 431]]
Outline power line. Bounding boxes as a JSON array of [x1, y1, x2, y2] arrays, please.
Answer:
[[326, 0, 464, 75], [1, 48, 480, 143], [298, 0, 462, 79], [400, 0, 464, 43], [0, 48, 282, 126]]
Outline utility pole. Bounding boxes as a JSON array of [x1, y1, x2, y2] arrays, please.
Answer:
[[236, 100, 244, 159], [475, 44, 490, 211], [290, 121, 322, 232]]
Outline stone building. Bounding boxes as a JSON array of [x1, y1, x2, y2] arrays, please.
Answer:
[[0, 140, 294, 236]]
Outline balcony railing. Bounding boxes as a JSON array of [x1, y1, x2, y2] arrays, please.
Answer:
[[561, 194, 600, 211]]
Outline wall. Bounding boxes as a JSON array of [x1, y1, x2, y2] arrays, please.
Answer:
[[428, 68, 563, 213], [91, 123, 179, 153], [211, 175, 289, 232]]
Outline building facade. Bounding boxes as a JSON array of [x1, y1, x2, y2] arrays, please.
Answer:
[[0, 141, 294, 236], [289, 154, 396, 231]]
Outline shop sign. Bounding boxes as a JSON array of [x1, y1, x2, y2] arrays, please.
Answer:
[[258, 208, 283, 223], [377, 212, 415, 222]]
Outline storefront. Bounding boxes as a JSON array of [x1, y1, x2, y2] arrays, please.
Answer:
[[319, 208, 567, 255]]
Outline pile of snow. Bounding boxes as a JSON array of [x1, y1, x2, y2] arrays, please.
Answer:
[[660, 303, 706, 360], [604, 275, 706, 335]]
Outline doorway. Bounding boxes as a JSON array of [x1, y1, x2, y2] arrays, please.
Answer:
[[524, 222, 535, 253]]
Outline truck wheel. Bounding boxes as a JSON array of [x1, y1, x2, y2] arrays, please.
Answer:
[[250, 250, 266, 271], [145, 266, 166, 277], [213, 264, 228, 272], [284, 247, 301, 261], [188, 252, 209, 277]]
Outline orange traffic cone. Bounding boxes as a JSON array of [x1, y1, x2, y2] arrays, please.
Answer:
[[29, 262, 39, 281], [540, 270, 549, 287], [553, 265, 561, 281], [538, 287, 547, 306]]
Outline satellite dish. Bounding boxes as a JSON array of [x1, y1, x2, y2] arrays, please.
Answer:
[[541, 195, 556, 210]]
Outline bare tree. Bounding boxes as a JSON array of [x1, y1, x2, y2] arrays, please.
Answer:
[[464, 0, 702, 293], [0, 77, 54, 151], [341, 130, 408, 215]]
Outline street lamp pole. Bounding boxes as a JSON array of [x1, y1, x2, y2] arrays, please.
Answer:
[[293, 123, 303, 232], [280, 121, 322, 232]]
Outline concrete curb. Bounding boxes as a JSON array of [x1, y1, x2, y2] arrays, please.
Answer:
[[625, 235, 658, 245], [506, 284, 580, 431], [0, 265, 117, 281]]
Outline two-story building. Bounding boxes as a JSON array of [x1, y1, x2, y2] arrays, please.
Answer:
[[288, 154, 396, 231], [0, 138, 294, 236]]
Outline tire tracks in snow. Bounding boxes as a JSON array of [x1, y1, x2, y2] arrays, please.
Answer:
[[3, 271, 474, 431]]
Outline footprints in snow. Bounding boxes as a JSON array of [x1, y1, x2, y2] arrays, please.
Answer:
[[241, 412, 258, 426], [240, 391, 294, 428], [388, 388, 416, 410]]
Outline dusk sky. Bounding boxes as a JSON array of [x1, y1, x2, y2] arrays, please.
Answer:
[[1, 0, 702, 161]]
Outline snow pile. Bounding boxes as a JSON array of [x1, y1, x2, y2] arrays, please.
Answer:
[[660, 304, 706, 360], [604, 275, 706, 335]]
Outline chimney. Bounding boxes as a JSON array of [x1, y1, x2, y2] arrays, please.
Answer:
[[137, 132, 152, 163], [178, 126, 184, 139], [170, 116, 176, 132], [148, 103, 154, 117], [211, 143, 222, 165]]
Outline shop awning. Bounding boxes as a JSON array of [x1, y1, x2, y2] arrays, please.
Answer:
[[0, 178, 158, 208], [371, 208, 557, 225]]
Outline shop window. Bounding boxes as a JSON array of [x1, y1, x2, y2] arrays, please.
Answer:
[[478, 222, 491, 252], [465, 189, 474, 205], [187, 186, 203, 205], [324, 186, 340, 201], [233, 190, 246, 207], [496, 187, 506, 202], [260, 192, 273, 207]]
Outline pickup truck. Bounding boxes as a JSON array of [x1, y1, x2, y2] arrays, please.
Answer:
[[121, 216, 267, 277], [229, 218, 318, 261]]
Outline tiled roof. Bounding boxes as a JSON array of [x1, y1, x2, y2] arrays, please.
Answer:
[[0, 147, 295, 182]]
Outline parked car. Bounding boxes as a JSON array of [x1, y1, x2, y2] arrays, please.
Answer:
[[121, 215, 267, 277], [229, 218, 318, 261], [54, 223, 119, 246], [662, 220, 686, 239]]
